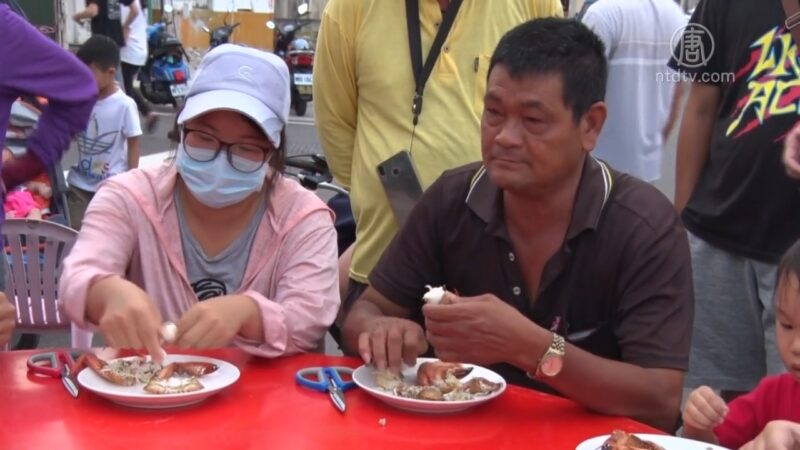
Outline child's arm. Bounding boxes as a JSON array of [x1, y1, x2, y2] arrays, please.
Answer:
[[127, 136, 140, 170], [682, 386, 728, 444]]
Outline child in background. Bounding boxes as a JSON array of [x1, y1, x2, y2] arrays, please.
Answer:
[[682, 238, 800, 448], [2, 148, 52, 220], [67, 34, 141, 230]]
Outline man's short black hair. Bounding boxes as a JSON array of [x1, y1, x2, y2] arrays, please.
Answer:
[[489, 17, 607, 122], [76, 35, 120, 70]]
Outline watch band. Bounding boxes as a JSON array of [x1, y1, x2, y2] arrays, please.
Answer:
[[527, 332, 566, 379]]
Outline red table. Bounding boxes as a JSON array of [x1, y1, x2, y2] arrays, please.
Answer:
[[1, 348, 661, 450]]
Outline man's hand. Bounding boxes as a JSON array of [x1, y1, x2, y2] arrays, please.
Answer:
[[783, 122, 800, 179], [175, 295, 257, 349], [357, 317, 428, 373], [0, 293, 16, 347], [122, 26, 130, 44], [740, 420, 800, 450], [683, 386, 729, 433], [422, 293, 547, 366]]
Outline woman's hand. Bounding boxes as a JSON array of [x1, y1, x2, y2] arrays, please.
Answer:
[[88, 277, 164, 362], [175, 295, 259, 349]]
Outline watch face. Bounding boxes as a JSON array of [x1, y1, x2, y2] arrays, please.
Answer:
[[541, 355, 563, 377]]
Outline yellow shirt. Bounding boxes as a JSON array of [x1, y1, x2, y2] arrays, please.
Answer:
[[314, 0, 564, 284]]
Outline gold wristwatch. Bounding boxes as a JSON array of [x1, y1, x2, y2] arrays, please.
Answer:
[[529, 332, 566, 379]]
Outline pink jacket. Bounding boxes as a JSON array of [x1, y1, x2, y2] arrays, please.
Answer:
[[59, 165, 340, 357]]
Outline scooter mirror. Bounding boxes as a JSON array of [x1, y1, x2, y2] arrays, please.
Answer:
[[266, 20, 276, 30], [163, 4, 173, 13], [297, 3, 309, 15]]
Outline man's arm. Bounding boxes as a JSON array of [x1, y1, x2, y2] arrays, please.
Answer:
[[663, 81, 685, 142], [0, 7, 97, 190], [674, 82, 720, 212], [511, 333, 683, 432], [127, 137, 140, 170], [73, 1, 99, 21], [122, 0, 138, 29], [312, 1, 358, 188]]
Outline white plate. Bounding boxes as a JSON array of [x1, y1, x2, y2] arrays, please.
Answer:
[[576, 434, 731, 450], [76, 354, 240, 409], [352, 357, 506, 414]]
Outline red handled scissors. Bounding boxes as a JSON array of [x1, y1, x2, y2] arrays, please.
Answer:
[[26, 350, 84, 398]]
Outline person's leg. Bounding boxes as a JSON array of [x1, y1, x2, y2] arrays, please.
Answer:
[[753, 259, 785, 376], [66, 185, 93, 231], [338, 244, 354, 302], [686, 232, 768, 395], [121, 62, 152, 117]]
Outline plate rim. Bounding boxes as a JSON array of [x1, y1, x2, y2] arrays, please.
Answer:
[[76, 354, 240, 401], [576, 433, 731, 450], [352, 357, 507, 408]]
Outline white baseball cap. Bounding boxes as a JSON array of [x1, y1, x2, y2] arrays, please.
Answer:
[[177, 44, 290, 147]]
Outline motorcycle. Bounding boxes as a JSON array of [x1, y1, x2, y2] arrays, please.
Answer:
[[283, 154, 354, 257], [267, 5, 314, 116], [137, 4, 191, 107], [202, 12, 240, 49]]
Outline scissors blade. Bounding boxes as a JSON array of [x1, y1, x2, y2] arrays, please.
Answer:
[[61, 365, 79, 398], [327, 377, 346, 413]]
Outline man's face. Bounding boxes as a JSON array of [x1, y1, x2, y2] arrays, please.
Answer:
[[777, 272, 800, 382], [480, 65, 605, 193]]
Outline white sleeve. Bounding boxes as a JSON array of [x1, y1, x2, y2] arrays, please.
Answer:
[[122, 97, 142, 138], [582, 4, 619, 59]]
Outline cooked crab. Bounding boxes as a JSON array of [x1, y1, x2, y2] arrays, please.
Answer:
[[601, 430, 666, 450], [374, 360, 502, 401]]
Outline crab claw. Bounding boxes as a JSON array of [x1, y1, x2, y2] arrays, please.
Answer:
[[417, 361, 473, 386]]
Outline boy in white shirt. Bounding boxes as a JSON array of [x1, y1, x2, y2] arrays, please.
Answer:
[[68, 34, 141, 230]]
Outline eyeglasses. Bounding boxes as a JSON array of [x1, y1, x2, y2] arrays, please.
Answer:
[[181, 128, 272, 173]]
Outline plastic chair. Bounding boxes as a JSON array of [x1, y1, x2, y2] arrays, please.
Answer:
[[2, 219, 92, 349]]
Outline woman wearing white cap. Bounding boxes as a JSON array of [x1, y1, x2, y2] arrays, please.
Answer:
[[59, 44, 340, 361]]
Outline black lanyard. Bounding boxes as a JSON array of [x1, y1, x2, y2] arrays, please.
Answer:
[[405, 0, 464, 126]]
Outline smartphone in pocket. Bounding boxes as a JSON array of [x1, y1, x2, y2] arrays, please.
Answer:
[[377, 150, 424, 227]]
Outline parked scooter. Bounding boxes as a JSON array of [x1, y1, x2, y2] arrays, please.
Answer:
[[267, 4, 314, 116], [137, 4, 191, 107], [202, 12, 240, 49], [283, 154, 353, 257]]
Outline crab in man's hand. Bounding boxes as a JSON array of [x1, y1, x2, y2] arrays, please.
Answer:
[[375, 360, 502, 401], [422, 285, 452, 305], [74, 353, 219, 394]]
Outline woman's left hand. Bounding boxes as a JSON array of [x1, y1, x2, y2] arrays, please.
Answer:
[[175, 295, 259, 348]]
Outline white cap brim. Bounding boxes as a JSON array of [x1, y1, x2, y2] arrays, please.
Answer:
[[177, 89, 284, 147]]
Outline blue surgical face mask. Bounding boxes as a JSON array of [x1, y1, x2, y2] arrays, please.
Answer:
[[176, 143, 270, 208]]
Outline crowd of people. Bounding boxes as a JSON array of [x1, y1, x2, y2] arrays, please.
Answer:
[[0, 0, 799, 448]]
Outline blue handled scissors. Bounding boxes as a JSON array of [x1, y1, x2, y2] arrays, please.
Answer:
[[26, 350, 84, 398], [295, 366, 356, 413]]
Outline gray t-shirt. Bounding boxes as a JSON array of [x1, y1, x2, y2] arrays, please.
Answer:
[[175, 190, 266, 300]]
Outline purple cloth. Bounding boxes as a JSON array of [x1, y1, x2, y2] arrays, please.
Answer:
[[0, 4, 97, 174]]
